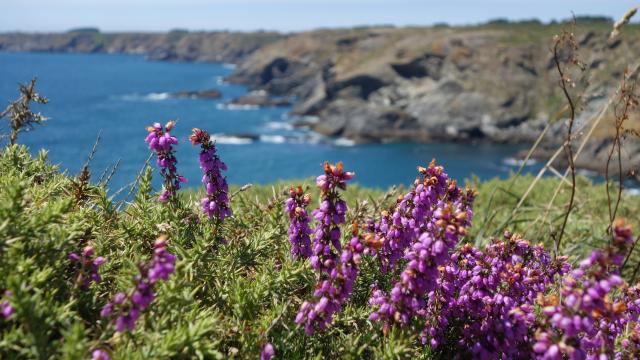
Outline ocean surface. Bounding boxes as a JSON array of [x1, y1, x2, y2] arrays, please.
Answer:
[[0, 52, 545, 193]]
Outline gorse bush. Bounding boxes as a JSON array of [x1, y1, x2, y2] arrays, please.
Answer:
[[0, 119, 639, 359]]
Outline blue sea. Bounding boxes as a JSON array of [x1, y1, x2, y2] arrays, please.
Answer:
[[0, 52, 543, 192]]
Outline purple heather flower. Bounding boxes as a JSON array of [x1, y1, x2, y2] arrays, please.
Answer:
[[101, 236, 176, 332], [91, 349, 110, 360], [285, 186, 312, 259], [145, 121, 186, 202], [1, 291, 14, 319], [69, 244, 105, 288], [534, 220, 639, 359], [295, 161, 358, 335], [315, 161, 354, 193], [418, 233, 569, 357], [260, 343, 275, 360], [190, 128, 232, 221], [369, 161, 475, 334]]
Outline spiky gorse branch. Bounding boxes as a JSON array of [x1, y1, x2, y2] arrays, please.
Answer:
[[189, 128, 231, 221], [145, 121, 186, 203], [1, 78, 49, 145]]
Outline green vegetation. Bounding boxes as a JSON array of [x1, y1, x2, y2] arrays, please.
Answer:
[[1, 143, 638, 358]]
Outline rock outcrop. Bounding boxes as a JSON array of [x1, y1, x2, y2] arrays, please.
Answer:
[[169, 89, 221, 99], [229, 90, 291, 107]]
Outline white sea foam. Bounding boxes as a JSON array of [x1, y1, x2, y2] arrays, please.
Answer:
[[216, 103, 259, 111], [209, 132, 351, 146], [503, 157, 537, 167], [334, 138, 356, 147], [146, 92, 171, 101], [260, 135, 287, 144], [210, 134, 254, 145], [118, 92, 171, 102], [265, 122, 294, 131]]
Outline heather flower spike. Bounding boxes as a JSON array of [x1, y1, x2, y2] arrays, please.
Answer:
[[369, 161, 475, 335], [101, 235, 176, 332], [91, 349, 110, 360], [285, 186, 312, 259], [145, 121, 186, 202], [69, 244, 105, 288], [1, 291, 14, 319], [296, 161, 360, 335], [315, 161, 354, 194], [190, 128, 232, 222], [260, 343, 275, 360]]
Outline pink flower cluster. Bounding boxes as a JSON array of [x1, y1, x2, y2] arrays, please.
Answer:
[[145, 121, 186, 202], [534, 221, 639, 360], [91, 349, 110, 360], [295, 161, 360, 334], [190, 128, 231, 221], [368, 162, 475, 332], [288, 160, 640, 359], [69, 244, 105, 288], [284, 186, 312, 259], [421, 233, 569, 358], [260, 343, 275, 360], [101, 236, 176, 332], [1, 291, 14, 319]]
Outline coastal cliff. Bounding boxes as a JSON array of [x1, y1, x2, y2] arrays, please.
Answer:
[[1, 22, 639, 176], [225, 23, 640, 176], [0, 29, 282, 63]]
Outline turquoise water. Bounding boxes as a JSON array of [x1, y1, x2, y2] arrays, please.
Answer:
[[0, 52, 541, 192]]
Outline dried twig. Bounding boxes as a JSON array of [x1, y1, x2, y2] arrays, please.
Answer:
[[552, 23, 585, 255], [605, 68, 639, 236], [610, 6, 639, 40], [1, 78, 49, 145], [121, 153, 153, 204], [101, 159, 121, 187], [230, 184, 253, 200]]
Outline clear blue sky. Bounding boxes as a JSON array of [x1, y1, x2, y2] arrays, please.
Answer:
[[1, 0, 638, 32]]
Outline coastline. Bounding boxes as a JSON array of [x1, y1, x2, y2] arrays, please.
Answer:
[[1, 23, 639, 179]]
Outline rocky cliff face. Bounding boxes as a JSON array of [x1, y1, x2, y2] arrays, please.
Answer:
[[228, 25, 640, 145], [0, 30, 282, 63], [225, 24, 640, 176]]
